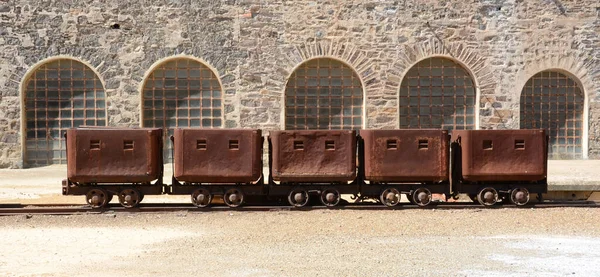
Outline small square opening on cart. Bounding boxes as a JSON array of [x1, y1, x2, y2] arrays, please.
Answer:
[[293, 140, 304, 150], [483, 140, 493, 150], [196, 139, 207, 150], [229, 140, 239, 150], [325, 140, 335, 150], [123, 140, 134, 150], [90, 140, 100, 150], [515, 139, 525, 150], [386, 139, 397, 150]]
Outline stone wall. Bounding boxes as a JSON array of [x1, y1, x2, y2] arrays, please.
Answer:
[[0, 0, 599, 168]]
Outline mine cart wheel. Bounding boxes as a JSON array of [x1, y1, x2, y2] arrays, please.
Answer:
[[411, 188, 432, 207], [191, 188, 212, 208], [509, 188, 530, 206], [224, 188, 244, 208], [288, 189, 310, 208], [476, 187, 498, 207], [86, 188, 110, 209], [379, 188, 401, 207], [118, 188, 142, 208], [320, 189, 341, 207]]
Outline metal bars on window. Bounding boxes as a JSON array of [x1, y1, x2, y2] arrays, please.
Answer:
[[285, 58, 363, 130], [24, 59, 106, 166], [399, 58, 476, 130], [520, 71, 584, 159], [142, 58, 223, 161]]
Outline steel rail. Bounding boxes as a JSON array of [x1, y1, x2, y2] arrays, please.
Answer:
[[0, 201, 598, 216]]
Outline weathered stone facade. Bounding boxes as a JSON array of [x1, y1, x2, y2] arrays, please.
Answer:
[[0, 0, 599, 168]]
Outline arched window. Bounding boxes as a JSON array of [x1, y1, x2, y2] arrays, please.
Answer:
[[142, 58, 222, 161], [284, 58, 363, 130], [520, 70, 584, 159], [24, 59, 106, 166], [399, 57, 476, 130]]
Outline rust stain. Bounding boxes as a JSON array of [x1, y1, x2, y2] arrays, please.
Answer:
[[361, 129, 449, 182], [67, 128, 163, 184], [173, 128, 263, 183], [270, 130, 357, 182], [451, 129, 547, 181]]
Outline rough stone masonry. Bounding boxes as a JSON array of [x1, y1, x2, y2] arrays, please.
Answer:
[[0, 0, 599, 168]]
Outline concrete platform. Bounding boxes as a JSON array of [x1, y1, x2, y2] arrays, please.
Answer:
[[0, 160, 599, 202], [546, 160, 600, 191]]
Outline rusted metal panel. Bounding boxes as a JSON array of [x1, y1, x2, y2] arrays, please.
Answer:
[[173, 128, 263, 183], [452, 129, 547, 181], [67, 128, 163, 183], [270, 130, 356, 182], [361, 129, 449, 182]]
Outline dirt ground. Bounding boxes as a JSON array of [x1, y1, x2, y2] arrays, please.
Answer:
[[1, 163, 600, 276], [1, 208, 600, 277]]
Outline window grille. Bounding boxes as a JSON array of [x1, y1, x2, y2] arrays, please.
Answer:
[[399, 58, 476, 130], [24, 59, 106, 166], [520, 71, 584, 159], [142, 58, 223, 162], [284, 58, 363, 130]]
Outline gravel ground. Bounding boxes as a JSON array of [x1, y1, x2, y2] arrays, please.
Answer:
[[1, 164, 600, 276], [1, 208, 600, 277]]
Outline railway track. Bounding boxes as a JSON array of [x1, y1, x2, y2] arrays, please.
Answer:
[[0, 201, 598, 216]]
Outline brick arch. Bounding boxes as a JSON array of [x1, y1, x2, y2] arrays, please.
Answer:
[[139, 55, 224, 125], [386, 38, 496, 129], [398, 56, 477, 130], [516, 44, 600, 159], [277, 40, 380, 129], [19, 56, 107, 167], [519, 69, 585, 159], [283, 57, 364, 130], [136, 50, 237, 128], [515, 43, 598, 100], [140, 55, 224, 161]]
